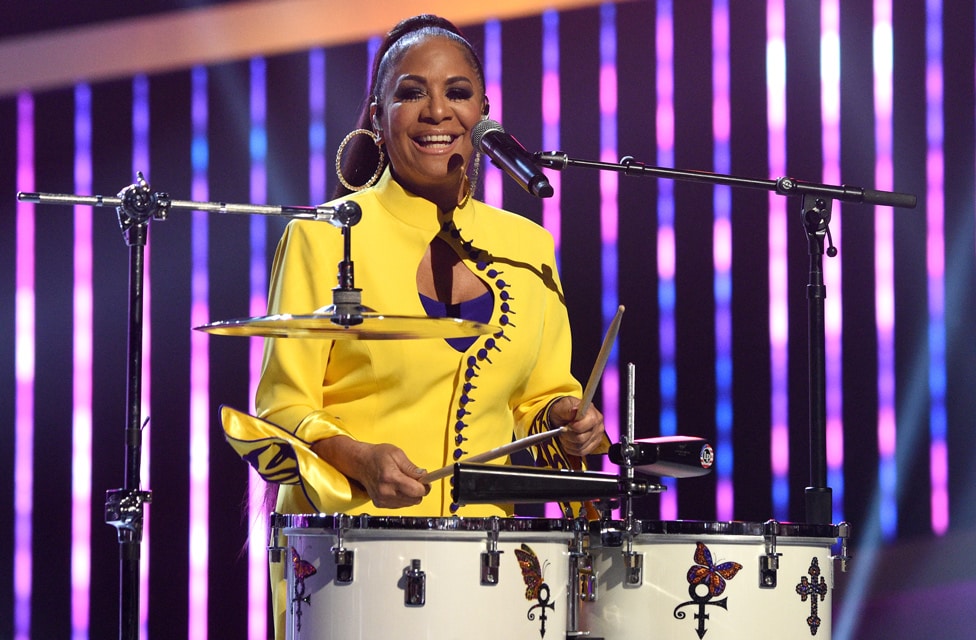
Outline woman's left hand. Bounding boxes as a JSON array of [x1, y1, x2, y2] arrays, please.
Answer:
[[549, 397, 606, 457]]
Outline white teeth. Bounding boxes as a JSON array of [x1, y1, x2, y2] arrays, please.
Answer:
[[417, 134, 454, 144]]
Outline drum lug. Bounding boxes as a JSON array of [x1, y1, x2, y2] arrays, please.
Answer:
[[405, 559, 426, 606], [572, 521, 598, 602], [481, 516, 503, 585], [832, 520, 852, 573], [331, 517, 354, 583], [267, 514, 286, 564], [759, 519, 782, 589], [623, 549, 643, 586]]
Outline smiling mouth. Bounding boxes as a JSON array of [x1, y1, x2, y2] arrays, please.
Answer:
[[415, 134, 458, 149]]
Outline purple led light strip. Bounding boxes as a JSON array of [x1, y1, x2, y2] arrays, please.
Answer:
[[656, 0, 678, 520], [188, 65, 211, 640], [482, 20, 502, 208], [821, 0, 845, 526], [599, 4, 621, 451], [712, 0, 734, 521], [873, 0, 898, 540], [925, 0, 948, 535], [248, 56, 270, 640], [541, 10, 562, 255], [71, 82, 94, 639], [14, 91, 35, 640], [766, 0, 790, 521]]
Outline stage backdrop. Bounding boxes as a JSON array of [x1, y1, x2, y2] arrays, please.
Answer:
[[1, 1, 974, 639]]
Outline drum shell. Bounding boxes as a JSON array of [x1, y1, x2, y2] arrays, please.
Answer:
[[579, 520, 840, 639], [278, 514, 573, 640]]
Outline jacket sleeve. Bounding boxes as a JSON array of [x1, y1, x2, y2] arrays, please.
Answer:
[[253, 219, 368, 511]]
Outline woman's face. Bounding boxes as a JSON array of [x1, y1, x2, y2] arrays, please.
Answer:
[[372, 36, 485, 202]]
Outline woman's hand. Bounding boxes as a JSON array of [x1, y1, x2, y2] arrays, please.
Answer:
[[548, 397, 606, 457], [312, 437, 430, 509]]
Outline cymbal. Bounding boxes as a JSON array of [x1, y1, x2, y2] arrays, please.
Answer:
[[195, 311, 500, 340]]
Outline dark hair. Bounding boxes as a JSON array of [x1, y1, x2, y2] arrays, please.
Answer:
[[332, 15, 485, 198]]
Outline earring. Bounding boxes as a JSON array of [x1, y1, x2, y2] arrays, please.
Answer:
[[460, 152, 481, 208], [335, 128, 385, 192]]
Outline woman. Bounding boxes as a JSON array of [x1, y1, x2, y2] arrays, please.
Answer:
[[226, 14, 607, 635]]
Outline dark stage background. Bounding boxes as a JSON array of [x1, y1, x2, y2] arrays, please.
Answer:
[[1, 1, 975, 639]]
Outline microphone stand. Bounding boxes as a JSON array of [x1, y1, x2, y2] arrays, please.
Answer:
[[17, 172, 360, 640], [535, 152, 917, 525]]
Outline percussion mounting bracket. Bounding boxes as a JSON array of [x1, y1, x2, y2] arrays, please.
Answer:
[[481, 516, 503, 585], [331, 514, 355, 583], [832, 521, 852, 573], [759, 520, 782, 589]]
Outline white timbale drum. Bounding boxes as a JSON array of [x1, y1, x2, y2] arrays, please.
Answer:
[[275, 514, 574, 640], [576, 520, 849, 639]]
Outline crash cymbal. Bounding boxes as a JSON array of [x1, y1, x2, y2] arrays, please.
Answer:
[[195, 311, 500, 340]]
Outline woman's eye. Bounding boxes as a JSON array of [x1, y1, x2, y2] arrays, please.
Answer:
[[447, 88, 474, 101], [396, 87, 425, 101]]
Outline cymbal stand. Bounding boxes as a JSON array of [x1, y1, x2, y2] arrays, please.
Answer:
[[535, 151, 916, 525], [17, 172, 361, 639]]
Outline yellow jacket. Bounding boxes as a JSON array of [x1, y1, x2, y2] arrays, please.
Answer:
[[255, 169, 585, 517]]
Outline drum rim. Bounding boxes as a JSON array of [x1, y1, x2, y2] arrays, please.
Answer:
[[591, 519, 840, 538], [272, 512, 576, 532]]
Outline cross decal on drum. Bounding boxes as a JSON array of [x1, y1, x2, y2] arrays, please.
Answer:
[[673, 542, 743, 638], [795, 557, 828, 635]]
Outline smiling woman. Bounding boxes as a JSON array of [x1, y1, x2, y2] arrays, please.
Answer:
[[219, 13, 609, 639]]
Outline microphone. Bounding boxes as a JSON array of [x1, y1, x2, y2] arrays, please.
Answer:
[[471, 119, 554, 198], [608, 436, 715, 478]]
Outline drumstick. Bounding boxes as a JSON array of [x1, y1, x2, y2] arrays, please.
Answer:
[[419, 427, 566, 483], [575, 305, 625, 420]]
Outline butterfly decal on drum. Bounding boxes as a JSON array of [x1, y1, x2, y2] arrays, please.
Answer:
[[291, 547, 317, 633], [674, 542, 743, 639], [514, 543, 555, 638]]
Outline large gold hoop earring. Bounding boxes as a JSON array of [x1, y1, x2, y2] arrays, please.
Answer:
[[335, 129, 385, 191], [459, 152, 481, 209]]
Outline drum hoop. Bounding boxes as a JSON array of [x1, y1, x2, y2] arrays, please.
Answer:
[[272, 513, 574, 533], [591, 519, 840, 539]]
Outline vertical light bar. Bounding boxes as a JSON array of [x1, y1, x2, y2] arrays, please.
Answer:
[[873, 0, 897, 541], [541, 10, 563, 518], [188, 65, 210, 640], [71, 83, 94, 640], [367, 36, 381, 86], [482, 20, 503, 208], [766, 0, 790, 521], [308, 49, 326, 205], [131, 73, 152, 638], [925, 0, 948, 535], [821, 0, 845, 526], [14, 91, 35, 640], [656, 0, 679, 520], [598, 4, 620, 450], [248, 56, 269, 640], [712, 0, 734, 521], [541, 10, 562, 253]]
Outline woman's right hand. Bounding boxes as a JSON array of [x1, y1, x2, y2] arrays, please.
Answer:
[[312, 437, 430, 509]]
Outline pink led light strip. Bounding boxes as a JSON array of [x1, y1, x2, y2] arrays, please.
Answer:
[[71, 82, 94, 639], [766, 0, 790, 520], [14, 91, 35, 640]]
